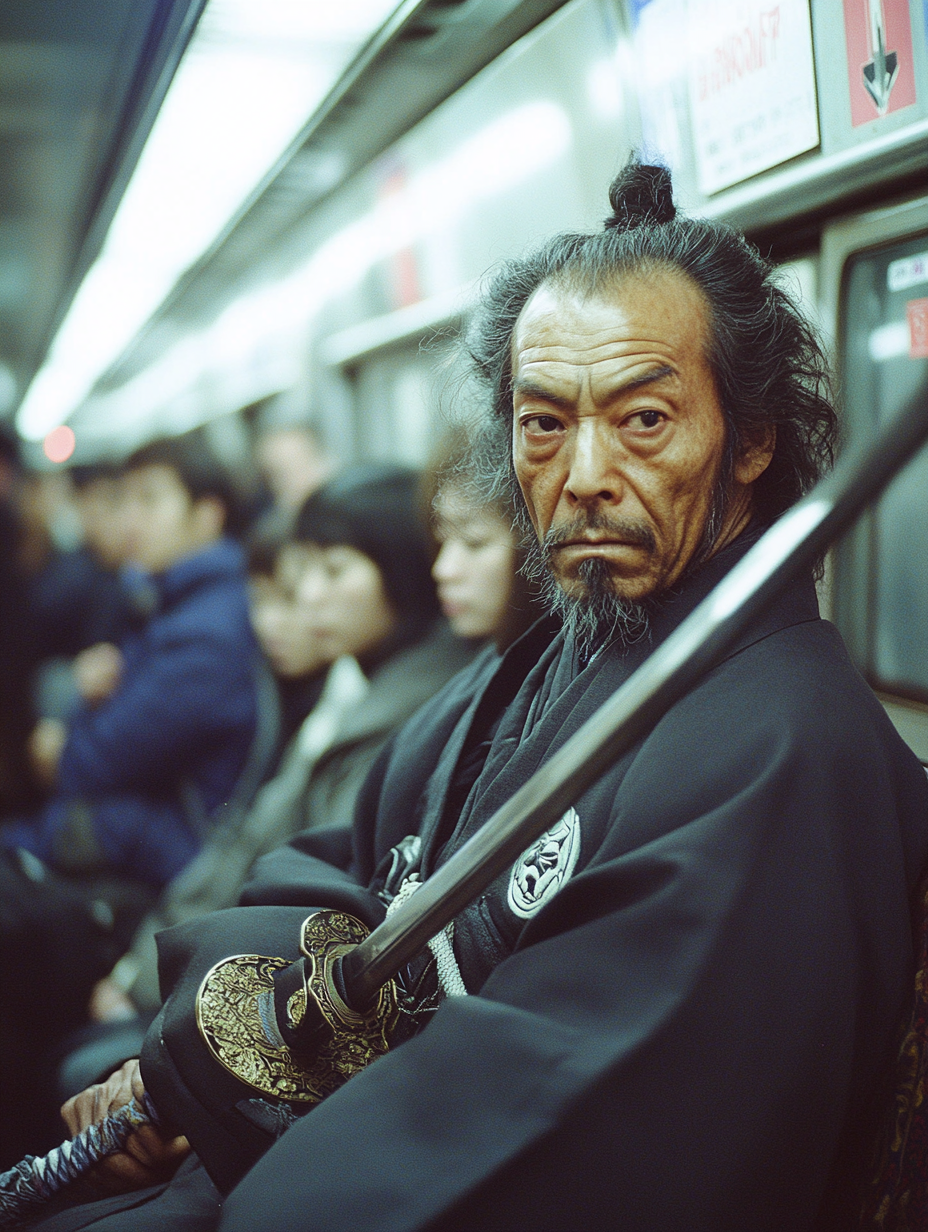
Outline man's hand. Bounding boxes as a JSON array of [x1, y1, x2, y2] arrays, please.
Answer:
[[61, 1060, 190, 1194], [74, 642, 124, 705], [29, 718, 67, 787]]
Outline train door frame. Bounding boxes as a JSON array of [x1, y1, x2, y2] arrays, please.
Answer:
[[820, 192, 928, 763]]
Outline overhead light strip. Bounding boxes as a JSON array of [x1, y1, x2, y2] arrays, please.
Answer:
[[17, 0, 402, 441]]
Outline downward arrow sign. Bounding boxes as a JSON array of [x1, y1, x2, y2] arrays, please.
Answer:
[[862, 0, 899, 113]]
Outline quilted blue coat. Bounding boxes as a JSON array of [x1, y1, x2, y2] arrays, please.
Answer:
[[5, 538, 258, 886]]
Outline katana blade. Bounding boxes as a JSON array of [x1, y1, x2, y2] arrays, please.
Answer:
[[3, 395, 926, 1217], [341, 390, 928, 1007]]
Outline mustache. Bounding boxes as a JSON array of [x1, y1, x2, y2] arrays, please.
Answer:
[[542, 511, 657, 558]]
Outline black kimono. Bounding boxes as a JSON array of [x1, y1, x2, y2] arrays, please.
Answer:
[[31, 529, 928, 1232]]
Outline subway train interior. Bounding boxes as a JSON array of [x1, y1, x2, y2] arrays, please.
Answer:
[[9, 0, 926, 758], [1, 0, 928, 1220], [0, 0, 921, 734], [2, 0, 927, 744]]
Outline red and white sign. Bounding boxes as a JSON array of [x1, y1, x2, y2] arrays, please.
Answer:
[[908, 298, 928, 359], [688, 0, 820, 195], [842, 0, 917, 126]]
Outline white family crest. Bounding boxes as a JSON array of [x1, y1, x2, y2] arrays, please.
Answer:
[[507, 808, 581, 920]]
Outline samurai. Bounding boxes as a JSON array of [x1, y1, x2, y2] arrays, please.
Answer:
[[21, 161, 928, 1232]]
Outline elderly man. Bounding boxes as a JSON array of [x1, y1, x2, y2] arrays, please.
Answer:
[[41, 163, 928, 1232]]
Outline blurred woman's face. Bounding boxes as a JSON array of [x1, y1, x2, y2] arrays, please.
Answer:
[[293, 543, 397, 662], [432, 490, 516, 641], [249, 547, 327, 678]]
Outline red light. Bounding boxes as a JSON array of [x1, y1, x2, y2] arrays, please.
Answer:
[[43, 426, 76, 464]]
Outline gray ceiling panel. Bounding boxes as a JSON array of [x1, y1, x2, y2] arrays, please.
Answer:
[[0, 0, 206, 419], [92, 0, 571, 392]]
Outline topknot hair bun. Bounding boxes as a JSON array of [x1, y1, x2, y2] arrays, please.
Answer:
[[604, 161, 676, 231]]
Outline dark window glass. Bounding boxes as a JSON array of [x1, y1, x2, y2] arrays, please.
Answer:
[[834, 231, 928, 701]]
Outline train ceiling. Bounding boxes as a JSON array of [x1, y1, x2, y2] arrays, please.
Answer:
[[0, 0, 206, 431], [10, 0, 570, 454], [9, 0, 926, 457]]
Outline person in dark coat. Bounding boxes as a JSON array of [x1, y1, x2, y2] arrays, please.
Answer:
[[28, 464, 136, 672], [29, 163, 928, 1232], [3, 437, 258, 888], [0, 436, 260, 1169]]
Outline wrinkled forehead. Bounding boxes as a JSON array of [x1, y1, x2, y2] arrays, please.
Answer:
[[510, 266, 712, 379]]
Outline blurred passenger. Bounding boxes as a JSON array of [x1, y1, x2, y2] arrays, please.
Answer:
[[265, 464, 474, 834], [72, 464, 131, 573], [29, 465, 138, 722], [2, 434, 259, 890], [255, 420, 335, 518], [0, 434, 260, 1165], [30, 465, 134, 656], [84, 464, 475, 1025], [246, 526, 328, 756], [431, 457, 543, 651], [0, 425, 40, 812]]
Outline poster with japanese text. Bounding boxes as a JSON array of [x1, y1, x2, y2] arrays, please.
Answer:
[[687, 0, 820, 194]]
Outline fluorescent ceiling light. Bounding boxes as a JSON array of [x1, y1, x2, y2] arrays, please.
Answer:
[[17, 0, 400, 441], [76, 99, 574, 443]]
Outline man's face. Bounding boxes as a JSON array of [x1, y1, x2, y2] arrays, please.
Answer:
[[74, 477, 130, 570], [511, 270, 760, 605], [122, 464, 221, 575]]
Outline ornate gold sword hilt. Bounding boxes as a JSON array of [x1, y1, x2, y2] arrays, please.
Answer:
[[195, 910, 399, 1107]]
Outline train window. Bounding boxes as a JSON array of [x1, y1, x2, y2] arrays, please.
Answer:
[[833, 229, 928, 702]]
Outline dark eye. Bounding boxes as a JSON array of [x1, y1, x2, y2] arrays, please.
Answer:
[[528, 415, 562, 433], [635, 410, 663, 429]]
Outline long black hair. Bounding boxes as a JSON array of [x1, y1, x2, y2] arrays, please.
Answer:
[[466, 159, 837, 529], [295, 464, 440, 648]]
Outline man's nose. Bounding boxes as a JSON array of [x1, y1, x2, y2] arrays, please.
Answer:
[[563, 420, 622, 507]]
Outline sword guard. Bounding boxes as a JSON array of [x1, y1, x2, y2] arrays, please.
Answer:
[[195, 910, 398, 1106]]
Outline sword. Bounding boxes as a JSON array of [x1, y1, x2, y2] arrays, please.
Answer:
[[341, 387, 928, 1007], [3, 391, 927, 1221]]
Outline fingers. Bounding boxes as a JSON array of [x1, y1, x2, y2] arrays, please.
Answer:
[[124, 1126, 190, 1170], [90, 1133, 190, 1195], [60, 1059, 190, 1197], [61, 1059, 143, 1136], [61, 1086, 97, 1137]]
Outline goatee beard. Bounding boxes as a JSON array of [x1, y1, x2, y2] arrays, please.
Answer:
[[520, 487, 731, 658], [545, 557, 651, 655], [523, 514, 655, 655]]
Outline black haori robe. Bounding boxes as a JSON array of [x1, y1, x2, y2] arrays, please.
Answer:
[[33, 527, 928, 1232]]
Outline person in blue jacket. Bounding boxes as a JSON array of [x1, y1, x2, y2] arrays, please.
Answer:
[[0, 434, 260, 1168], [3, 434, 259, 889]]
